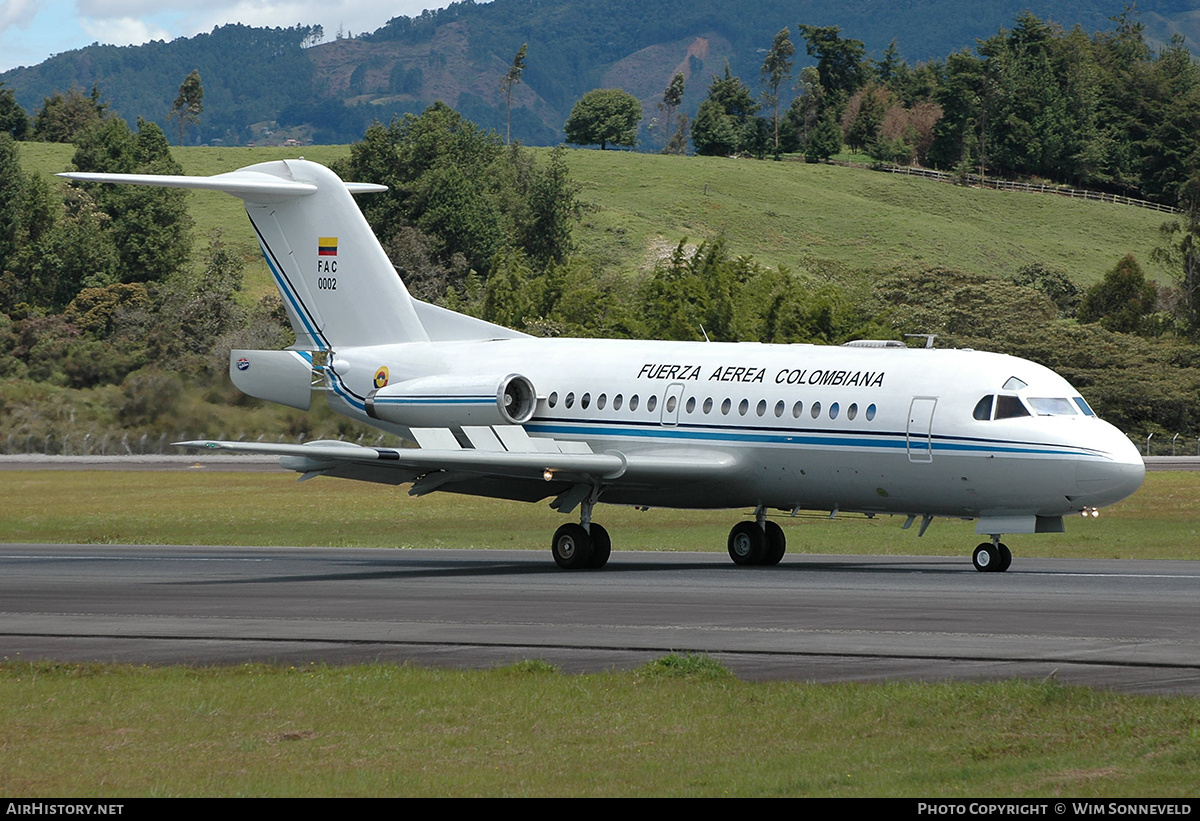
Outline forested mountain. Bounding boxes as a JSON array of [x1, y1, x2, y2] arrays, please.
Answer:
[[1, 0, 1197, 148]]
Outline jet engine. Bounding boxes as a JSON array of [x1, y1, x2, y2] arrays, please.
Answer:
[[366, 373, 537, 428]]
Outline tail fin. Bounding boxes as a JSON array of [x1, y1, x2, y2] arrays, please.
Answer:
[[60, 159, 429, 350]]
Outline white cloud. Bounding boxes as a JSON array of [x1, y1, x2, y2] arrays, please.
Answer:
[[0, 0, 39, 32], [79, 16, 173, 46]]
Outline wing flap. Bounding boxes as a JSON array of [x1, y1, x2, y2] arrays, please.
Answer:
[[175, 435, 740, 487]]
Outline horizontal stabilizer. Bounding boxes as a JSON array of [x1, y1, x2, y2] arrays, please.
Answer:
[[56, 170, 386, 203]]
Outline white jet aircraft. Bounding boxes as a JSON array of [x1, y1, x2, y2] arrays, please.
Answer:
[[60, 159, 1145, 572]]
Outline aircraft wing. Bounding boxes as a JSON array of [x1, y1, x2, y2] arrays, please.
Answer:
[[176, 426, 740, 500]]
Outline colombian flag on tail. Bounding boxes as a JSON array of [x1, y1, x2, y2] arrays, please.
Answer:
[[318, 237, 338, 256]]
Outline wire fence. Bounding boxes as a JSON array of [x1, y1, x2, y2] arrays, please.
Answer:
[[826, 159, 1181, 214], [1135, 433, 1200, 457]]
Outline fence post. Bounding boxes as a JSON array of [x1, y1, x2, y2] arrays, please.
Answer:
[[1145, 433, 1154, 455]]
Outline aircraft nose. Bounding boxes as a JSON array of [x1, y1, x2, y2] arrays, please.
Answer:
[[1075, 429, 1145, 508]]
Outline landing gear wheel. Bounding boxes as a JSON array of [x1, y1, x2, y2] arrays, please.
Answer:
[[728, 521, 767, 566], [973, 542, 998, 572], [762, 521, 786, 566], [586, 523, 611, 569], [552, 523, 594, 570], [996, 542, 1012, 572]]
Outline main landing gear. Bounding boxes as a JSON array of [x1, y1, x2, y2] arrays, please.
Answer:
[[550, 495, 610, 570], [972, 536, 1012, 572], [551, 522, 611, 569], [727, 507, 786, 567]]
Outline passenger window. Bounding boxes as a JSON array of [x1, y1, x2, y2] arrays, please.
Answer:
[[581, 392, 590, 410], [647, 395, 657, 412], [629, 395, 639, 411], [565, 392, 575, 409], [829, 402, 839, 419], [973, 395, 994, 421], [665, 395, 675, 413], [597, 394, 606, 410], [994, 395, 1030, 419], [810, 401, 822, 419], [703, 397, 713, 414], [756, 399, 767, 417], [721, 398, 731, 415], [792, 401, 803, 418], [613, 394, 623, 410], [866, 404, 877, 421], [774, 400, 785, 418], [738, 398, 749, 416], [548, 391, 558, 408], [847, 403, 858, 420], [686, 397, 695, 413]]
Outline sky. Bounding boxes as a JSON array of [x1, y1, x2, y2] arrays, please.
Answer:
[[0, 0, 459, 72]]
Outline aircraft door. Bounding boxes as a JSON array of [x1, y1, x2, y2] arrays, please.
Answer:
[[661, 383, 685, 426], [906, 396, 937, 463]]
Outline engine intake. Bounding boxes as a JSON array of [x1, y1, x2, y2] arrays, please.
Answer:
[[366, 373, 537, 427]]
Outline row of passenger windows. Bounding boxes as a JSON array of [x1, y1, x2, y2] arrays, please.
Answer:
[[545, 390, 878, 421]]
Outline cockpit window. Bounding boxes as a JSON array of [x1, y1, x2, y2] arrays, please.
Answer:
[[973, 395, 994, 421], [1073, 397, 1096, 417], [994, 395, 1030, 419], [1002, 376, 1028, 391], [1027, 397, 1077, 416]]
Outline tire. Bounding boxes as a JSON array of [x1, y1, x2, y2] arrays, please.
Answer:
[[972, 542, 998, 572], [728, 521, 767, 566], [762, 520, 786, 566], [552, 523, 594, 570], [997, 543, 1012, 572], [586, 523, 611, 569]]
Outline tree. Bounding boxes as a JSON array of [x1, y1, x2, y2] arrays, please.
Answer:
[[691, 66, 760, 156], [1078, 254, 1159, 335], [805, 110, 843, 162], [658, 73, 685, 153], [169, 70, 204, 146], [71, 116, 192, 285], [1153, 171, 1200, 339], [796, 24, 867, 115], [501, 44, 527, 146], [0, 83, 28, 140], [32, 86, 106, 143], [564, 89, 641, 150], [760, 28, 795, 157]]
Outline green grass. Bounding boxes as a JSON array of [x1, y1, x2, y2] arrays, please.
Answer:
[[1, 661, 1197, 796], [0, 469, 1194, 561]]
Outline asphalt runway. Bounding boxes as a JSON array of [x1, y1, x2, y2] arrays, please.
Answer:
[[3, 544, 1199, 694]]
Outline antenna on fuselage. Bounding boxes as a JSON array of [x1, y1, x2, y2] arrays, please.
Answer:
[[904, 334, 938, 349]]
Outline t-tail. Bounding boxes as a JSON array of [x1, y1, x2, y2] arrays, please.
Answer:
[[59, 159, 429, 350]]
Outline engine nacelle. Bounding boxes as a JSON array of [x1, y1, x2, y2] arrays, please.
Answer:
[[366, 373, 537, 428]]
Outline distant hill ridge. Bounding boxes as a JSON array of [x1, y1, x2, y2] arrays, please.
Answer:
[[2, 0, 1197, 146]]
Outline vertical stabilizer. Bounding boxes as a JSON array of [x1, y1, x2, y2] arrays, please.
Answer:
[[240, 160, 428, 349]]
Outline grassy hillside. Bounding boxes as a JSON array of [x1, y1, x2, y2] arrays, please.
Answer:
[[19, 141, 1173, 296], [565, 150, 1173, 286]]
